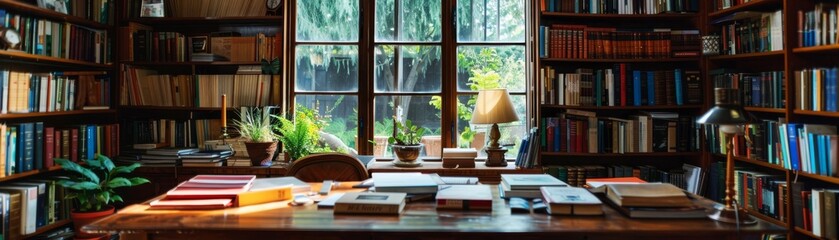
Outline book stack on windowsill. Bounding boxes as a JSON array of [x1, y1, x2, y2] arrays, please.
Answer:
[[442, 148, 477, 168]]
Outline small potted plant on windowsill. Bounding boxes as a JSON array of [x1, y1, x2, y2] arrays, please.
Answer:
[[55, 155, 149, 240], [234, 107, 279, 166], [389, 118, 426, 167]]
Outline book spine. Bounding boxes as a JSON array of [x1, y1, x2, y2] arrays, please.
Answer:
[[333, 203, 400, 215]]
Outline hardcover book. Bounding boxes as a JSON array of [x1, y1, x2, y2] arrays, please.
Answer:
[[333, 192, 407, 215], [605, 183, 692, 208], [436, 185, 493, 210], [501, 174, 568, 190], [541, 187, 603, 215], [372, 173, 438, 194]]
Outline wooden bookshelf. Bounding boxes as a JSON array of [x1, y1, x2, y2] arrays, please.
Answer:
[[540, 58, 700, 63], [0, 110, 116, 120], [797, 171, 839, 185], [540, 12, 697, 19], [128, 16, 284, 25], [792, 44, 839, 54], [794, 227, 826, 240], [729, 155, 787, 172], [793, 110, 839, 118], [708, 0, 781, 19], [0, 0, 111, 29], [541, 105, 703, 111], [706, 51, 785, 61], [0, 50, 113, 69], [541, 152, 701, 157], [0, 165, 63, 183], [748, 210, 788, 228], [21, 219, 73, 239], [744, 107, 786, 114]]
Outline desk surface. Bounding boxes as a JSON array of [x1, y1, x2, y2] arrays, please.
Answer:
[[86, 183, 785, 240]]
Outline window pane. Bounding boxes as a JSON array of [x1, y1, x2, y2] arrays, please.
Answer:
[[373, 96, 442, 157], [374, 45, 442, 93], [456, 94, 526, 158], [375, 0, 442, 42], [294, 95, 359, 152], [457, 0, 525, 42], [295, 45, 359, 92], [456, 46, 526, 92], [296, 0, 359, 42]]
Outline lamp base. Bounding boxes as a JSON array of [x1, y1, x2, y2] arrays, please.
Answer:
[[485, 148, 507, 167], [708, 207, 757, 225]]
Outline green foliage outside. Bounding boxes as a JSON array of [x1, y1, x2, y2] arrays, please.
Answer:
[[274, 105, 331, 161], [56, 155, 149, 212]]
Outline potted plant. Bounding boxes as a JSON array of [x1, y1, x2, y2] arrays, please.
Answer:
[[389, 118, 426, 163], [55, 155, 149, 239], [273, 105, 327, 162], [234, 107, 279, 166]]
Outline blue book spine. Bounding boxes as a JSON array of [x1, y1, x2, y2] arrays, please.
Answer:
[[752, 76, 761, 107], [23, 123, 34, 172], [85, 125, 95, 159], [0, 70, 5, 112], [28, 75, 35, 113], [34, 122, 43, 170], [16, 126, 24, 173], [787, 124, 802, 171], [548, 0, 555, 12], [829, 68, 838, 112], [6, 127, 15, 175], [552, 119, 560, 152], [808, 132, 817, 173], [819, 135, 829, 176], [539, 27, 546, 58], [633, 71, 641, 106], [647, 72, 655, 106], [675, 69, 683, 105]]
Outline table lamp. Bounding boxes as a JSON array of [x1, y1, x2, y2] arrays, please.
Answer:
[[696, 88, 756, 224], [471, 89, 519, 167]]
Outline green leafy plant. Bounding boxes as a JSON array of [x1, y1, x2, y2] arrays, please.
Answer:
[[274, 105, 329, 161], [388, 118, 426, 146], [234, 107, 276, 143], [56, 155, 149, 212]]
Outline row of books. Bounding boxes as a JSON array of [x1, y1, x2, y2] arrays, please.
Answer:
[[544, 164, 700, 193], [514, 128, 540, 169], [0, 178, 72, 239], [711, 70, 786, 109], [34, 0, 112, 24], [802, 188, 839, 239], [0, 9, 111, 64], [799, 3, 839, 48], [537, 26, 700, 59], [0, 70, 110, 114], [0, 123, 119, 177], [119, 147, 232, 167], [124, 118, 222, 151], [124, 0, 268, 18], [718, 10, 784, 55], [796, 67, 839, 112], [714, 0, 757, 11], [540, 110, 698, 154], [131, 31, 281, 62], [539, 0, 699, 14], [121, 66, 276, 108], [733, 169, 786, 222], [540, 65, 702, 106]]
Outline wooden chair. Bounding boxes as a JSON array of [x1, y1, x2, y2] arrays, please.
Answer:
[[286, 153, 369, 182]]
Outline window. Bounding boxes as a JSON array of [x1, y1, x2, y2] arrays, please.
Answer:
[[292, 0, 528, 157]]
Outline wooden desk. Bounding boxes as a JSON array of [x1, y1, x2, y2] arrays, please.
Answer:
[[86, 183, 785, 240], [367, 160, 542, 184]]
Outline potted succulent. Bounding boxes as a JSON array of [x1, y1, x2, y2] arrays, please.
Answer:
[[273, 105, 327, 162], [389, 118, 426, 163], [55, 155, 149, 239], [234, 107, 279, 166]]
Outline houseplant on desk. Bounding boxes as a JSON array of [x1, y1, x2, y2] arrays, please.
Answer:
[[234, 107, 279, 166], [55, 155, 149, 239], [389, 118, 426, 167]]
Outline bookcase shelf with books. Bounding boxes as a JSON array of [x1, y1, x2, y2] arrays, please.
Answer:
[[792, 44, 839, 54], [0, 0, 112, 30], [707, 0, 781, 19], [0, 109, 117, 120], [744, 106, 787, 114], [127, 16, 284, 26], [534, 0, 706, 185], [706, 50, 785, 61], [0, 165, 63, 183], [0, 50, 113, 69]]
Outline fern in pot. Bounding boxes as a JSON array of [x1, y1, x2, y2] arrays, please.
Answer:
[[234, 107, 279, 166]]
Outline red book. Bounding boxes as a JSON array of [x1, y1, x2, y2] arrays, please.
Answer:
[[70, 128, 79, 162], [802, 191, 812, 231], [436, 185, 492, 210], [44, 127, 54, 167], [620, 64, 627, 106], [55, 129, 62, 159], [103, 125, 111, 157]]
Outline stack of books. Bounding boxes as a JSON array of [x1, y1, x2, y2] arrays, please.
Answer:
[[442, 148, 477, 168], [139, 148, 200, 166], [436, 185, 493, 210], [149, 175, 299, 210], [181, 150, 233, 167], [603, 183, 706, 218], [372, 172, 439, 194], [541, 187, 603, 215], [499, 174, 568, 198]]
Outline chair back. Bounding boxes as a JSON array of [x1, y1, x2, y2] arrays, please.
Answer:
[[286, 153, 369, 182]]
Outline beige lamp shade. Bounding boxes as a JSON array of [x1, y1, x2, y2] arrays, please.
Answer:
[[470, 89, 519, 124]]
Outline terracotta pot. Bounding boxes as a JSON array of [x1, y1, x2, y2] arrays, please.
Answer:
[[245, 141, 278, 166], [70, 205, 114, 239], [392, 144, 423, 162], [421, 135, 441, 157], [373, 136, 389, 157]]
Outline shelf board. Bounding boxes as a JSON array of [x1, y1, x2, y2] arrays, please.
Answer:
[[122, 61, 262, 66], [748, 211, 787, 228], [0, 110, 116, 120], [706, 51, 784, 61], [0, 0, 111, 29], [728, 155, 787, 171], [541, 152, 701, 157], [540, 12, 697, 19], [0, 165, 63, 183], [744, 107, 786, 114], [797, 171, 839, 185], [708, 0, 781, 20], [793, 110, 839, 118], [128, 16, 284, 25], [794, 227, 826, 240], [541, 105, 703, 110], [119, 106, 235, 111], [21, 219, 73, 239], [0, 50, 113, 69], [540, 58, 699, 63], [793, 44, 839, 54]]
